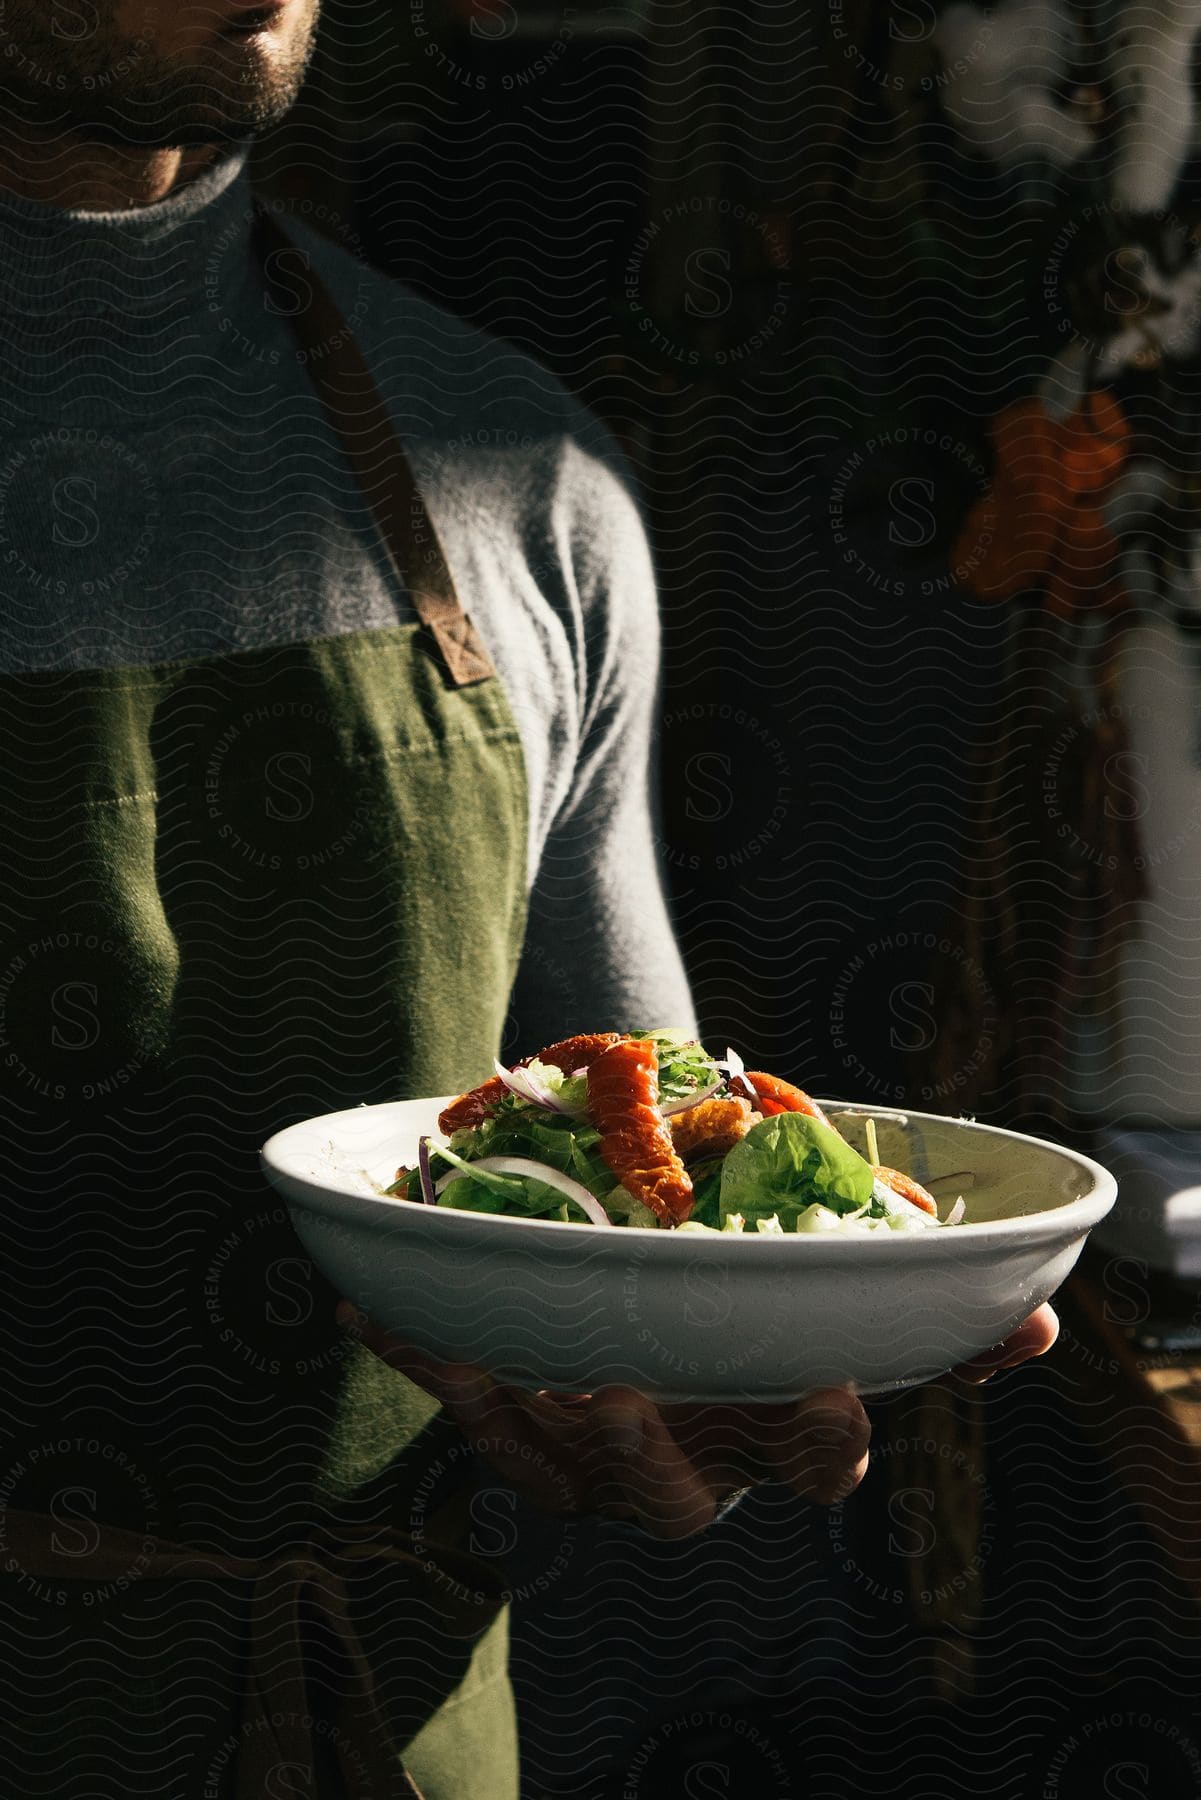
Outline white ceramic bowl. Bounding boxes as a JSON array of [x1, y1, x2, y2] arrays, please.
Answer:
[[261, 1098, 1116, 1401]]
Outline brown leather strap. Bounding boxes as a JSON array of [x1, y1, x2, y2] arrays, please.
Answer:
[[253, 204, 496, 689], [3, 1507, 512, 1799]]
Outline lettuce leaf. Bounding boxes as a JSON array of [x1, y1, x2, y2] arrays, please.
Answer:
[[718, 1113, 873, 1228], [521, 1058, 589, 1113], [602, 1186, 661, 1228], [450, 1108, 612, 1194], [414, 1105, 619, 1221], [677, 1212, 748, 1234], [629, 1028, 720, 1106], [684, 1162, 724, 1228]]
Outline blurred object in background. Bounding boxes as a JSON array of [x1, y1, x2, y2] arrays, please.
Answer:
[[910, 2, 1201, 1295]]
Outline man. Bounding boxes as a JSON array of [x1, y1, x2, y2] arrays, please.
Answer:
[[0, 4, 1056, 1794]]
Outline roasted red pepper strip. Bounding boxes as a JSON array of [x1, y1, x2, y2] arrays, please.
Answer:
[[437, 1031, 625, 1137], [873, 1165, 938, 1217], [587, 1037, 694, 1226], [437, 1076, 507, 1137], [732, 1072, 832, 1129], [533, 1032, 624, 1074]]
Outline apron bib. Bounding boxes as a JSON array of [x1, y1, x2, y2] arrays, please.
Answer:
[[0, 211, 529, 1799]]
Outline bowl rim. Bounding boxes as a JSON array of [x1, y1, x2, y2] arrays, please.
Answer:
[[261, 1096, 1118, 1251]]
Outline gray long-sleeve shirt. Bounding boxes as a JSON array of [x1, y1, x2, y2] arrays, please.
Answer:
[[0, 144, 695, 1048]]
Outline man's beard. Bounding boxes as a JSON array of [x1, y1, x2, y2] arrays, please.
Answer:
[[0, 2, 322, 146]]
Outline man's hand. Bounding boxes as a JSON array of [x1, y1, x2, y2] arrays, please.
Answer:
[[952, 1301, 1060, 1384], [338, 1301, 1058, 1540]]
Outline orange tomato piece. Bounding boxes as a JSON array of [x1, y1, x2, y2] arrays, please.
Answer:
[[587, 1037, 694, 1226], [873, 1165, 938, 1217], [734, 1072, 832, 1129]]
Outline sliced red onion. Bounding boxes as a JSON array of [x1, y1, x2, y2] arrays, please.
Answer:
[[943, 1196, 966, 1227], [718, 1046, 756, 1099], [492, 1057, 573, 1114], [435, 1155, 613, 1227], [659, 1073, 723, 1117], [871, 1175, 938, 1226], [416, 1136, 436, 1206]]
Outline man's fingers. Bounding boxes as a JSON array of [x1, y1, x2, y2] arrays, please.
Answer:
[[821, 1445, 872, 1507], [955, 1303, 1060, 1386], [755, 1389, 872, 1503], [585, 1387, 718, 1539], [649, 1389, 873, 1511], [337, 1302, 886, 1520], [657, 1400, 796, 1493], [1000, 1302, 1060, 1360]]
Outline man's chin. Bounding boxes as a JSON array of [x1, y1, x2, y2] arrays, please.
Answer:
[[84, 104, 288, 151], [0, 4, 320, 149]]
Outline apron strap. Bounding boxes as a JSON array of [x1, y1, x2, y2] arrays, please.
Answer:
[[253, 204, 497, 690]]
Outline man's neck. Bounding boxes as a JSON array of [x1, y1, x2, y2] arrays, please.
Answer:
[[0, 126, 223, 211]]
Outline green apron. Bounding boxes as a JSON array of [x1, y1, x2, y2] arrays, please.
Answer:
[[0, 215, 528, 1799]]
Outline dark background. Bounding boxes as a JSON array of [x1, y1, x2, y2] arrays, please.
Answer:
[[258, 0, 1010, 1110], [257, 5, 1200, 1796]]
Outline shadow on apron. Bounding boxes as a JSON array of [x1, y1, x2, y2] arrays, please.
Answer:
[[0, 209, 529, 1799]]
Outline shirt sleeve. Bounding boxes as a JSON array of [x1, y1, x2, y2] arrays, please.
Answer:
[[504, 428, 697, 1053]]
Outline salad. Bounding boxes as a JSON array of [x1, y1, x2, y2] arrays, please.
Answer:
[[386, 1030, 966, 1235]]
